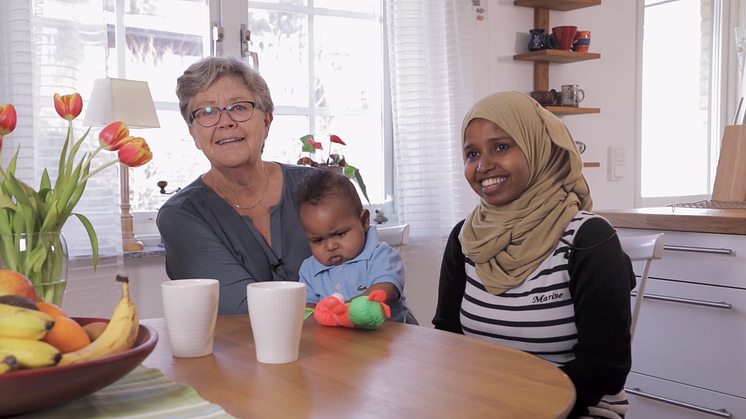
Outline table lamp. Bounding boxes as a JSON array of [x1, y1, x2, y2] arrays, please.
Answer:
[[83, 78, 160, 251]]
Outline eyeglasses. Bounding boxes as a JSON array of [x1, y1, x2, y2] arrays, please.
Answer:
[[190, 101, 259, 127]]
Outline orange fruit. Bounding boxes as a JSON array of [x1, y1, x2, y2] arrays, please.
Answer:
[[42, 316, 91, 354], [36, 302, 67, 318]]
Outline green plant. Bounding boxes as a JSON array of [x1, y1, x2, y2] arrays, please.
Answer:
[[296, 134, 369, 203]]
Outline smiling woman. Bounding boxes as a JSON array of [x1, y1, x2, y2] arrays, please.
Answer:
[[156, 56, 316, 315]]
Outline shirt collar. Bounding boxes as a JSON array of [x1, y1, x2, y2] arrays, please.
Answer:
[[310, 225, 380, 276]]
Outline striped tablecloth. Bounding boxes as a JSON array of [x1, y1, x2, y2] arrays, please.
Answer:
[[20, 366, 235, 419]]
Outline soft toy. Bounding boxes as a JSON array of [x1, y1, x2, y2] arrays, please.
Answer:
[[313, 290, 391, 329]]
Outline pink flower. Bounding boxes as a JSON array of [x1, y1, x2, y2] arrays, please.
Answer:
[[53, 93, 83, 121]]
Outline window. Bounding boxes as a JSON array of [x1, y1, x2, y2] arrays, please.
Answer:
[[639, 0, 735, 204], [248, 0, 389, 206], [104, 0, 390, 212]]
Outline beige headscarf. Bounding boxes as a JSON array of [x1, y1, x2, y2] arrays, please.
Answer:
[[459, 91, 592, 295]]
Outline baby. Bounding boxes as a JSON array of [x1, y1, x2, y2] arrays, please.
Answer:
[[296, 169, 418, 325]]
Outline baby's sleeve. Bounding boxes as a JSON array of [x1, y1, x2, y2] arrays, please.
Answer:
[[367, 244, 405, 293]]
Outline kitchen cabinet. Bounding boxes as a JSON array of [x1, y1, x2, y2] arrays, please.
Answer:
[[513, 0, 601, 116], [597, 208, 746, 419]]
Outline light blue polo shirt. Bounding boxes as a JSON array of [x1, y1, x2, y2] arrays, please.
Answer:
[[298, 225, 418, 324]]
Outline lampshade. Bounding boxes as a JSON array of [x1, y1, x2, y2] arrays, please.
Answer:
[[83, 78, 160, 129]]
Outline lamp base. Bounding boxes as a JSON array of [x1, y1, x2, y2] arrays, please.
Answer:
[[123, 237, 145, 252]]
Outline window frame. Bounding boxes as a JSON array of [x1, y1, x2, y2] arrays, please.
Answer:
[[634, 0, 738, 208]]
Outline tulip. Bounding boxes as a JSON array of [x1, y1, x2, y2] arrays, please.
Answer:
[[0, 103, 17, 138], [98, 121, 130, 151], [330, 134, 346, 146], [53, 93, 83, 121], [118, 137, 153, 167]]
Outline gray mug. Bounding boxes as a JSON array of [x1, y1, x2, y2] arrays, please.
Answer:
[[561, 85, 585, 107]]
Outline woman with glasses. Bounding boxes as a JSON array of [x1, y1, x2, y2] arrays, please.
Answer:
[[157, 56, 315, 315]]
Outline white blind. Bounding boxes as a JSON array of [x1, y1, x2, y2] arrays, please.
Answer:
[[385, 0, 474, 324]]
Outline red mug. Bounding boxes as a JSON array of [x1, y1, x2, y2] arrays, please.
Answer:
[[552, 26, 578, 51]]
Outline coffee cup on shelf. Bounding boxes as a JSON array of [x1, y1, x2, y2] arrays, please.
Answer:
[[560, 85, 585, 107], [572, 31, 591, 52], [551, 26, 578, 51]]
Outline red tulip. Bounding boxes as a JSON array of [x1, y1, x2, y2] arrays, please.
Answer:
[[330, 134, 346, 146], [0, 103, 17, 137], [118, 137, 153, 167], [53, 93, 83, 121], [98, 121, 130, 151]]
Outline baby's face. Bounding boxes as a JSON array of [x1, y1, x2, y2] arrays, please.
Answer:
[[300, 198, 370, 267]]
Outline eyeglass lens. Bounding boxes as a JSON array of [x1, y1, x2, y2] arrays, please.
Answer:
[[193, 101, 255, 127]]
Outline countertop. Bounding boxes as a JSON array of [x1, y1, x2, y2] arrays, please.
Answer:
[[595, 207, 746, 235]]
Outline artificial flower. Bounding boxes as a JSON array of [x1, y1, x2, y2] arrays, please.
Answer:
[[98, 121, 130, 151], [53, 93, 83, 121], [118, 137, 153, 167], [297, 134, 369, 203]]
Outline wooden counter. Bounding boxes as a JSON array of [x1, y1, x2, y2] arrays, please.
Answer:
[[595, 207, 746, 235]]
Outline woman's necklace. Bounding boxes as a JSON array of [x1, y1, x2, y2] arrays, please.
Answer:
[[210, 165, 269, 210]]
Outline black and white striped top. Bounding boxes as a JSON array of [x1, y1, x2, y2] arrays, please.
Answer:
[[460, 212, 594, 365], [434, 211, 636, 418]]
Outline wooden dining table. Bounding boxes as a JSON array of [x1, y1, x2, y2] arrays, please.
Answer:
[[142, 315, 575, 419]]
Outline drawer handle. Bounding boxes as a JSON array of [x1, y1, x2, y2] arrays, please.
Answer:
[[626, 387, 732, 418], [663, 244, 733, 255], [630, 291, 732, 309]]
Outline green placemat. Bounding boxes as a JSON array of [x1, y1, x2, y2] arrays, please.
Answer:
[[20, 365, 236, 419]]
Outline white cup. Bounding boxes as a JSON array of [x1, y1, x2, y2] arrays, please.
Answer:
[[246, 281, 306, 364], [161, 279, 219, 358]]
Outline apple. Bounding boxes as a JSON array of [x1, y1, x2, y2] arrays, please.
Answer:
[[0, 269, 37, 301]]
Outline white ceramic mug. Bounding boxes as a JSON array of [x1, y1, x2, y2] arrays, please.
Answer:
[[561, 84, 585, 107], [161, 279, 219, 358], [246, 282, 306, 364]]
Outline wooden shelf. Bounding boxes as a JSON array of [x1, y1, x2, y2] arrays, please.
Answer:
[[514, 0, 601, 11], [514, 50, 601, 63], [583, 162, 601, 168], [545, 106, 600, 115]]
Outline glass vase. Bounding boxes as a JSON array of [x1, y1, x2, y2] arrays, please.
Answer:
[[0, 232, 68, 306]]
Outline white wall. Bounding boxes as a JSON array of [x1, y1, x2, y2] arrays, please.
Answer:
[[474, 1, 639, 211]]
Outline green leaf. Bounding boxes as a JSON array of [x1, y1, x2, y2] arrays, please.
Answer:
[[300, 134, 315, 152], [0, 195, 16, 212], [40, 169, 51, 192], [54, 158, 84, 216], [73, 213, 98, 269], [24, 242, 47, 275], [39, 205, 58, 235], [344, 165, 370, 204]]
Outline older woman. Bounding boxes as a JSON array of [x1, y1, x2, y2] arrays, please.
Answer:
[[157, 56, 314, 314], [433, 92, 636, 418]]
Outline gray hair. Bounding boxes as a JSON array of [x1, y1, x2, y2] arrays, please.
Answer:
[[175, 56, 274, 125]]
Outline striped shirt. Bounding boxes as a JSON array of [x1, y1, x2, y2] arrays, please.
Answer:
[[460, 212, 594, 365]]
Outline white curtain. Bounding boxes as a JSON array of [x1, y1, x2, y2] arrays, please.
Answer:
[[386, 0, 475, 324], [0, 0, 124, 313]]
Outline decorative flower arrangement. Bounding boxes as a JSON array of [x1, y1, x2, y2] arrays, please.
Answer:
[[296, 134, 369, 203], [0, 93, 153, 303]]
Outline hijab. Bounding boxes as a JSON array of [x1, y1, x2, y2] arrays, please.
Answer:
[[459, 91, 592, 295]]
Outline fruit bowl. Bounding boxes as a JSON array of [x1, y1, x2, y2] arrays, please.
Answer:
[[0, 317, 158, 417]]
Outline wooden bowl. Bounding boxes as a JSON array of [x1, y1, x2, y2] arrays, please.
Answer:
[[530, 90, 558, 106], [0, 317, 158, 417]]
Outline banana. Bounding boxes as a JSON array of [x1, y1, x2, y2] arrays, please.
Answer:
[[0, 337, 61, 368], [0, 306, 54, 340], [0, 353, 18, 374], [58, 275, 139, 366]]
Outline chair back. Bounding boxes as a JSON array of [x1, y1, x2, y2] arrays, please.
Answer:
[[618, 233, 665, 343], [377, 224, 410, 250]]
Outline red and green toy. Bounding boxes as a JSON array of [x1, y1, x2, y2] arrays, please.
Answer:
[[313, 290, 391, 329]]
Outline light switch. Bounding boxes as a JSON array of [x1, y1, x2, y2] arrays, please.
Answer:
[[607, 147, 624, 181]]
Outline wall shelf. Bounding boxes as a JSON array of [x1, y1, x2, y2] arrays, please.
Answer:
[[545, 106, 600, 115], [514, 0, 601, 11], [513, 50, 601, 63]]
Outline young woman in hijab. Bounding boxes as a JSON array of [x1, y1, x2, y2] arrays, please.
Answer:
[[432, 91, 636, 419]]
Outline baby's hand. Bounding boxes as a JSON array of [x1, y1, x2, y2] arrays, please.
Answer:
[[313, 293, 353, 327]]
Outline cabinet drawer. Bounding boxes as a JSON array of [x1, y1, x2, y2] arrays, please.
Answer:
[[631, 278, 746, 397], [617, 228, 746, 289], [626, 372, 745, 419]]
